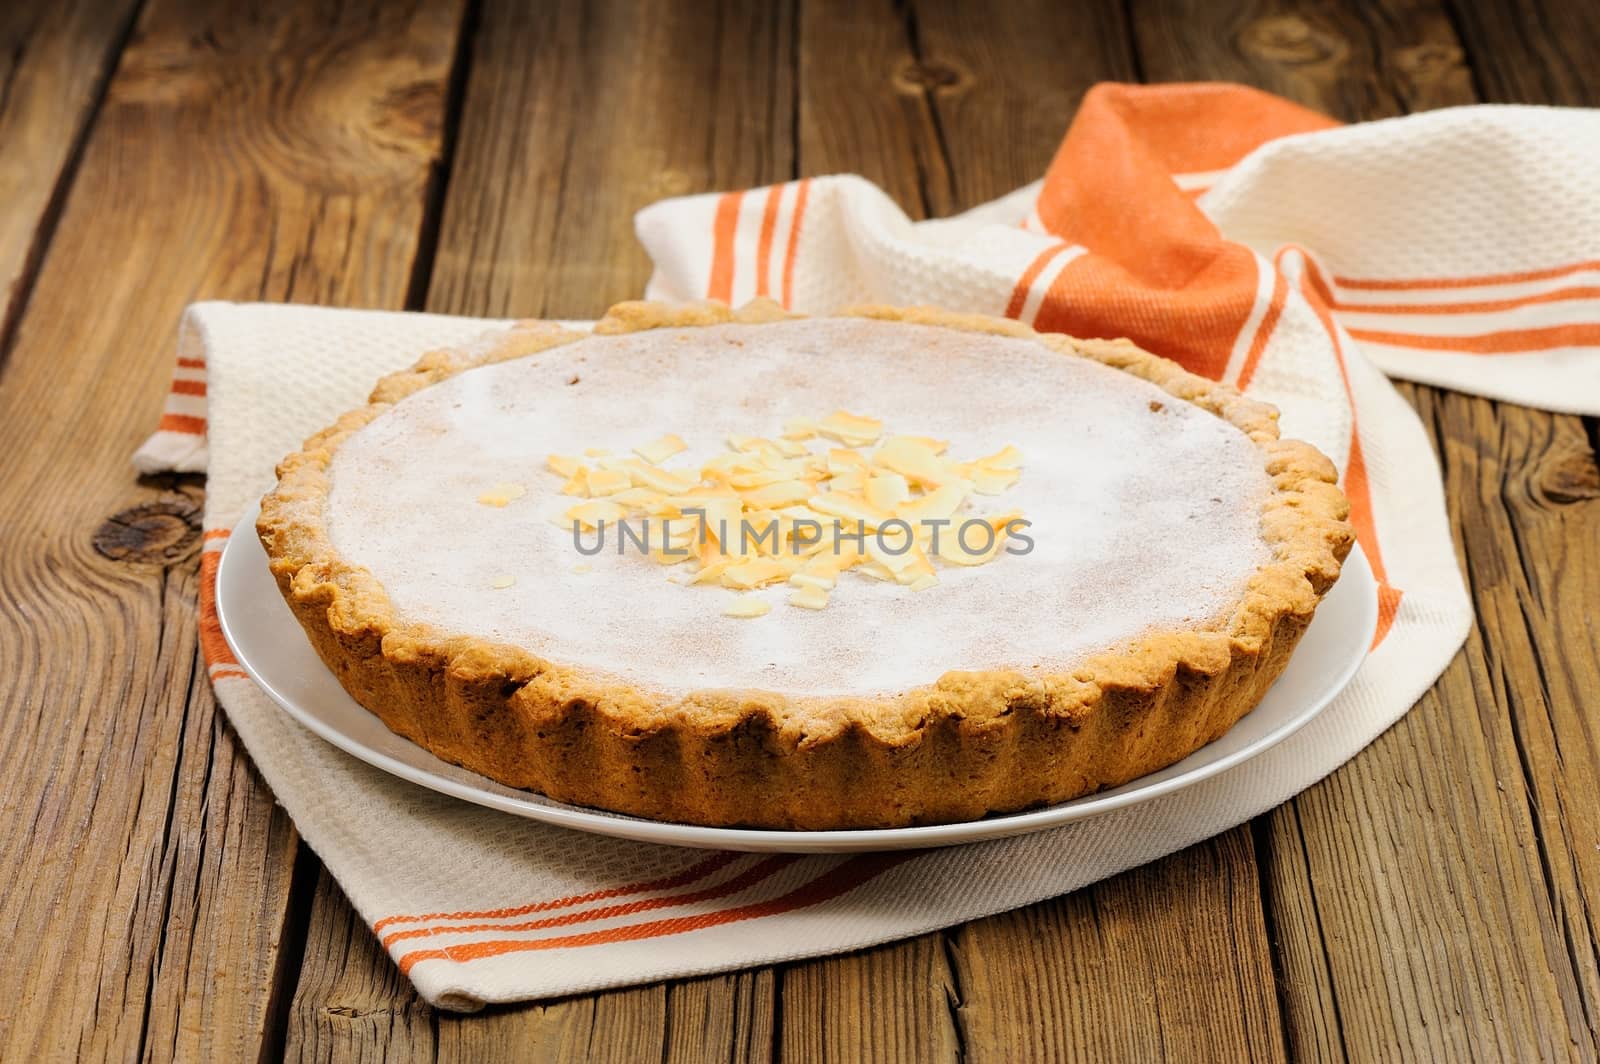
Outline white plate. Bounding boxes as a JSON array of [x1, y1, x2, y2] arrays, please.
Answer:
[[219, 499, 1375, 853]]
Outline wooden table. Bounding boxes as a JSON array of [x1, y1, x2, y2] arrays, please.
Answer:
[[2, 0, 1596, 1059]]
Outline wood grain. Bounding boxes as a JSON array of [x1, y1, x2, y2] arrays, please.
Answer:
[[0, 0, 465, 1058], [1260, 380, 1600, 1061], [952, 830, 1285, 1062], [2, 0, 1593, 1060], [0, 0, 141, 352], [904, 0, 1137, 210], [1133, 1, 1600, 1059], [426, 0, 796, 321], [779, 936, 963, 1063], [795, 0, 950, 217], [1453, 36, 1600, 1046], [1449, 0, 1600, 109], [285, 869, 438, 1061], [1446, 16, 1600, 1052], [1129, 0, 1472, 119]]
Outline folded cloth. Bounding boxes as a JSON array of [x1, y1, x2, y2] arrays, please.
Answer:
[[134, 81, 1600, 1010]]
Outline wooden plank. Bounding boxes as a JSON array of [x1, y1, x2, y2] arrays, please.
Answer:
[[793, 0, 949, 217], [284, 869, 440, 1062], [1129, 0, 1472, 118], [779, 935, 963, 1063], [1272, 385, 1600, 1061], [283, 1, 796, 1058], [1449, 0, 1600, 108], [426, 0, 796, 321], [1132, 1, 1600, 1059], [0, 0, 141, 348], [1446, 18, 1600, 1056], [791, 0, 1137, 218], [0, 0, 465, 1058], [949, 830, 1284, 1062], [1347, 343, 1599, 1046], [901, 0, 1138, 209], [656, 970, 777, 1063]]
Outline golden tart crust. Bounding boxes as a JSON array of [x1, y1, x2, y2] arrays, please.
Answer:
[[257, 301, 1353, 830]]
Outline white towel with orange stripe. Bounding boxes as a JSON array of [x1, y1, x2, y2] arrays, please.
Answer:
[[639, 83, 1600, 415], [134, 82, 1600, 1009]]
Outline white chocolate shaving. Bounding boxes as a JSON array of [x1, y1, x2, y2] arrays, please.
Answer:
[[722, 595, 771, 618]]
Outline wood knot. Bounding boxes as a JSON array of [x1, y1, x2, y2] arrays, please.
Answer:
[[372, 78, 446, 149], [1534, 445, 1600, 504], [640, 167, 698, 201], [894, 59, 967, 95], [93, 494, 203, 566], [1389, 42, 1472, 111], [1392, 41, 1465, 80], [1238, 14, 1345, 66]]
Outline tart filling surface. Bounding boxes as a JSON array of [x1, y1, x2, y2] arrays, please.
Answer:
[[259, 301, 1353, 829]]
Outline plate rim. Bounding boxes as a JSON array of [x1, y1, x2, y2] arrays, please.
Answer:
[[218, 498, 1376, 852]]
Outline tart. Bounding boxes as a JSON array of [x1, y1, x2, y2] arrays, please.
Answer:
[[258, 301, 1353, 830]]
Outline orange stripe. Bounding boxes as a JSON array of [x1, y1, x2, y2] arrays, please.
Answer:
[[1332, 285, 1600, 316], [1334, 258, 1600, 291], [204, 528, 232, 542], [1033, 248, 1258, 382], [373, 851, 740, 933], [176, 356, 206, 369], [396, 853, 914, 975], [1299, 261, 1401, 647], [171, 379, 207, 397], [1235, 268, 1288, 391], [781, 179, 811, 310], [1346, 322, 1600, 354], [754, 186, 783, 298], [158, 412, 206, 435], [382, 855, 796, 948], [210, 668, 250, 681], [199, 548, 240, 666], [1004, 243, 1071, 320], [706, 191, 744, 303]]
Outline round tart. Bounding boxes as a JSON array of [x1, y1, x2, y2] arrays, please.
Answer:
[[258, 301, 1353, 829]]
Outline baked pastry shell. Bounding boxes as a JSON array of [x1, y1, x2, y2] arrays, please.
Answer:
[[258, 301, 1354, 829]]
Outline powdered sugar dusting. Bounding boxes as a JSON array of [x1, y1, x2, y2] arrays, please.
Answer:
[[326, 318, 1273, 696]]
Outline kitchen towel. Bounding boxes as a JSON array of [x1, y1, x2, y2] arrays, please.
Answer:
[[134, 82, 1600, 1010]]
